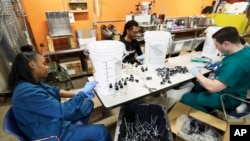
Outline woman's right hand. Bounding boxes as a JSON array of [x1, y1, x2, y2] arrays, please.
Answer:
[[75, 81, 96, 98]]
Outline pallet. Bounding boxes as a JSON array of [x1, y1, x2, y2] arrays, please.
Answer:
[[47, 35, 76, 52]]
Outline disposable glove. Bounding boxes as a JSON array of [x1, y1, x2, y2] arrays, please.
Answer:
[[191, 67, 201, 76], [76, 81, 96, 98], [205, 61, 220, 71], [82, 81, 96, 93], [136, 54, 144, 61]]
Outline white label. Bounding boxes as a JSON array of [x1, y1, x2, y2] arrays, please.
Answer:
[[67, 69, 76, 75]]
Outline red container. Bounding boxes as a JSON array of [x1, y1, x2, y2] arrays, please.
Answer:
[[226, 0, 245, 3]]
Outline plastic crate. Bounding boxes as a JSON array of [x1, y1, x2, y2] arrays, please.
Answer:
[[114, 102, 174, 141]]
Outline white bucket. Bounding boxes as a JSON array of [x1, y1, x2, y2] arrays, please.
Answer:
[[147, 55, 166, 68], [87, 40, 128, 95], [202, 26, 222, 61], [144, 31, 172, 69]]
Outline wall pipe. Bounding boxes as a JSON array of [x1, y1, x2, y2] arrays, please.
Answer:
[[96, 19, 125, 23]]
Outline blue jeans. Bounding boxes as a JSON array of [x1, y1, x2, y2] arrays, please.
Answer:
[[63, 99, 112, 141], [62, 124, 112, 141]]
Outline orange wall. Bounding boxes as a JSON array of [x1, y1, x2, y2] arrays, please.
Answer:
[[22, 0, 213, 53]]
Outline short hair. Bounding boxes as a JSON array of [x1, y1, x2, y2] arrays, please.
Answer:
[[212, 26, 241, 44], [8, 45, 38, 91], [121, 20, 139, 38]]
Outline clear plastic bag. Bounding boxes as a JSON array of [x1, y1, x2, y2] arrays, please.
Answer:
[[176, 115, 223, 141]]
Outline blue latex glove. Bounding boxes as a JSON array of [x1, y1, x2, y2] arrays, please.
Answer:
[[82, 81, 96, 93], [136, 54, 144, 61], [205, 61, 220, 71], [76, 81, 96, 98], [191, 67, 201, 76]]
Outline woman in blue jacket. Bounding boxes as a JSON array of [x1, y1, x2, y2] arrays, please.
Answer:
[[8, 45, 112, 141]]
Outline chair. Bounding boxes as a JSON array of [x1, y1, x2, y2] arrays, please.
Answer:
[[212, 93, 250, 122], [100, 24, 113, 40], [108, 24, 121, 35], [3, 107, 60, 141]]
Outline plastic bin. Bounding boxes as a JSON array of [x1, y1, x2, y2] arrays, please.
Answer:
[[114, 102, 174, 141]]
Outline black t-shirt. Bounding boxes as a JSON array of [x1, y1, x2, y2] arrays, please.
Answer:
[[120, 38, 143, 64]]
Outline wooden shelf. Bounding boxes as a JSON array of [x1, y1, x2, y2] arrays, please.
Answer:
[[69, 1, 87, 4], [69, 0, 87, 1], [68, 0, 88, 13], [69, 10, 88, 13]]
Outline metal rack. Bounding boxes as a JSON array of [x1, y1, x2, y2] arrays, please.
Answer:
[[12, 0, 33, 45], [0, 0, 29, 94]]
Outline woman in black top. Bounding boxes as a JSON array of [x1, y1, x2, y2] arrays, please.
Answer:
[[120, 20, 144, 64]]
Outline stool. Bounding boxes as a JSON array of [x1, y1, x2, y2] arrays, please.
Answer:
[[47, 35, 76, 52]]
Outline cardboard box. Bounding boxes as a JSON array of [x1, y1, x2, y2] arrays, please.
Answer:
[[82, 57, 94, 74], [76, 28, 96, 49], [76, 28, 96, 38], [168, 102, 250, 141], [77, 37, 96, 49], [168, 102, 229, 141], [59, 57, 83, 78]]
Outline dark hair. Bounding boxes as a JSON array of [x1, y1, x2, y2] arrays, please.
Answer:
[[212, 26, 241, 44], [121, 20, 139, 38], [8, 45, 38, 91]]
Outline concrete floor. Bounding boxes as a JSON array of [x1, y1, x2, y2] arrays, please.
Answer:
[[0, 100, 18, 141]]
